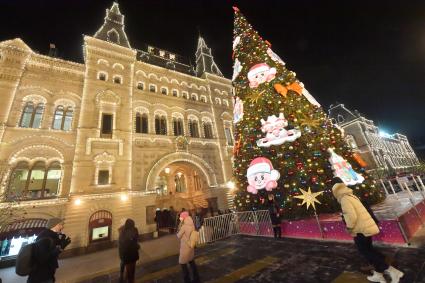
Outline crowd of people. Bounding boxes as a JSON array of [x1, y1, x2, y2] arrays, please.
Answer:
[[12, 189, 405, 283]]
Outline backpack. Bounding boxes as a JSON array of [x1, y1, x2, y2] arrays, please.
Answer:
[[15, 243, 35, 276], [15, 237, 54, 276], [188, 230, 200, 249]]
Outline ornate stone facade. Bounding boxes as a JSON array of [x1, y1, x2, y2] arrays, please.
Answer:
[[328, 103, 419, 175], [0, 2, 233, 253]]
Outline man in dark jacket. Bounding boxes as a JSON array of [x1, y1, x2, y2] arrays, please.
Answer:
[[28, 218, 71, 283], [267, 194, 281, 238]]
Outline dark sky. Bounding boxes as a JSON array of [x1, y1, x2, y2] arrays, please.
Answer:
[[1, 0, 425, 157]]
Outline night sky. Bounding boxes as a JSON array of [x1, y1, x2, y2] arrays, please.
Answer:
[[1, 0, 425, 158]]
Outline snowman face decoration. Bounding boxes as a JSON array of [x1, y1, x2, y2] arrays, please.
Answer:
[[246, 157, 280, 194], [261, 114, 288, 136], [248, 172, 272, 190], [247, 63, 277, 88]]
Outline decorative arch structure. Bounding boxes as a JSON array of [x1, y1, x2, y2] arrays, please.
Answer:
[[145, 152, 218, 191]]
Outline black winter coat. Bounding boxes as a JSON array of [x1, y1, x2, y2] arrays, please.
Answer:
[[118, 228, 140, 264], [27, 229, 61, 283]]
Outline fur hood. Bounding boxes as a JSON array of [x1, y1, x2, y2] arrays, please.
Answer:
[[332, 182, 353, 202]]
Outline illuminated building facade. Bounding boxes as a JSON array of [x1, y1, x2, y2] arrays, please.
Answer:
[[328, 103, 419, 175], [0, 2, 233, 255]]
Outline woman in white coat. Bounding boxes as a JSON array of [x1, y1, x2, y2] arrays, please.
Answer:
[[177, 211, 200, 283]]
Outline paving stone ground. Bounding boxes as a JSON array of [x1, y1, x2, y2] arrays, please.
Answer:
[[82, 235, 425, 283]]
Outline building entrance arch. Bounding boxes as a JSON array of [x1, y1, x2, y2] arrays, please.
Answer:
[[145, 152, 217, 191]]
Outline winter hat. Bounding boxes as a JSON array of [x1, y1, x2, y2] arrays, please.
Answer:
[[180, 211, 189, 220], [246, 157, 280, 180], [247, 63, 276, 79], [47, 218, 64, 229]]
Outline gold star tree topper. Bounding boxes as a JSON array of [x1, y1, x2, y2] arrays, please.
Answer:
[[293, 187, 324, 210]]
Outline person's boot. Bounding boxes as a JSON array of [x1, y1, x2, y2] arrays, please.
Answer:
[[366, 271, 387, 283], [384, 266, 404, 283]]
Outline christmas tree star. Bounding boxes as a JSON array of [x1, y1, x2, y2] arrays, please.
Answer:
[[294, 188, 324, 210]]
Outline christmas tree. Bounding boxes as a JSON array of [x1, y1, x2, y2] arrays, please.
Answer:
[[231, 7, 385, 218]]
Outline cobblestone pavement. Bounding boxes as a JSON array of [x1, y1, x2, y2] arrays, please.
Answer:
[[81, 235, 425, 283]]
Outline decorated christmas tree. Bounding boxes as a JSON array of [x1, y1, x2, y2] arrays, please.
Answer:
[[231, 7, 385, 218]]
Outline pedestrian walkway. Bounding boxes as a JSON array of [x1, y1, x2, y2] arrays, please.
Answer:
[[2, 233, 424, 283], [0, 234, 180, 283], [81, 235, 424, 283]]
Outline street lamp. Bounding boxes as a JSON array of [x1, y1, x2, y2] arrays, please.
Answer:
[[120, 193, 128, 201], [227, 181, 235, 190]]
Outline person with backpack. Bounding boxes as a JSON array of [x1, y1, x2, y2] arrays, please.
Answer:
[[331, 177, 404, 283], [177, 211, 200, 283], [118, 219, 140, 283], [25, 217, 71, 283]]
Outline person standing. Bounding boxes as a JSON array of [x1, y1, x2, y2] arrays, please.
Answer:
[[154, 208, 161, 232], [28, 218, 71, 283], [118, 219, 140, 283], [117, 219, 126, 283], [331, 177, 404, 283], [169, 206, 177, 233], [194, 208, 204, 231], [267, 195, 281, 239], [177, 211, 200, 283], [270, 207, 282, 239]]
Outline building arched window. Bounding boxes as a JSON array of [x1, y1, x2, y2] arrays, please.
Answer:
[[224, 127, 233, 145], [63, 108, 73, 131], [173, 118, 184, 136], [135, 113, 142, 133], [20, 102, 44, 128], [141, 113, 148, 133], [7, 161, 61, 200], [113, 76, 122, 84], [52, 106, 64, 130], [160, 116, 167, 135], [161, 87, 168, 95], [45, 162, 61, 197], [33, 104, 44, 128], [203, 122, 213, 139], [98, 72, 107, 81], [337, 114, 345, 123], [107, 29, 120, 44], [52, 106, 73, 130], [155, 115, 167, 135], [7, 161, 29, 200], [135, 113, 149, 134], [189, 120, 199, 138], [137, 82, 144, 90]]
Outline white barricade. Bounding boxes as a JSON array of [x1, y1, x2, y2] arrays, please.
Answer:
[[198, 210, 273, 245]]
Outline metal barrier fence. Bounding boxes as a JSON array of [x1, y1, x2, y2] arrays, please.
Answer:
[[198, 210, 273, 245]]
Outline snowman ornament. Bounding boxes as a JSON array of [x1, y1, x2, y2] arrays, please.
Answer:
[[247, 63, 277, 88], [246, 157, 280, 194], [256, 113, 301, 147]]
